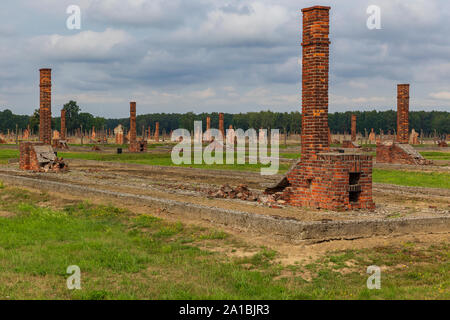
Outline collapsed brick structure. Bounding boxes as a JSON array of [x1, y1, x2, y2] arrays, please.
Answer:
[[267, 6, 374, 211], [114, 124, 124, 145], [19, 143, 67, 172], [39, 69, 52, 144], [376, 84, 431, 165], [128, 102, 147, 152]]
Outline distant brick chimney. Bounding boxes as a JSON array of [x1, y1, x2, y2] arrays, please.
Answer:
[[39, 68, 52, 144], [219, 113, 224, 138], [60, 109, 66, 140], [397, 84, 409, 144], [129, 102, 137, 144], [351, 114, 357, 142]]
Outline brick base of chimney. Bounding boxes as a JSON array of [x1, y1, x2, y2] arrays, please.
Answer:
[[342, 140, 361, 149], [129, 140, 148, 153], [376, 142, 432, 165], [281, 153, 375, 210]]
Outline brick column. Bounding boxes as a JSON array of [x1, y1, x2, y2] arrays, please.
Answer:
[[39, 68, 52, 144], [130, 102, 137, 144], [155, 122, 159, 142], [219, 113, 224, 138], [397, 84, 409, 144], [60, 109, 66, 140], [301, 6, 330, 159], [351, 114, 357, 142]]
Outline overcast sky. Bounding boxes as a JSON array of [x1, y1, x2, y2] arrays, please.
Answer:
[[0, 0, 449, 118]]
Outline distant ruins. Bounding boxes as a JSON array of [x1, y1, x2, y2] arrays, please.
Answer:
[[267, 6, 375, 210], [376, 84, 432, 165]]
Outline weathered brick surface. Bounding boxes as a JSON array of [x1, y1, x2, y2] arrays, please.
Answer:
[[397, 84, 409, 144], [39, 69, 52, 144], [342, 140, 361, 148], [281, 6, 374, 211]]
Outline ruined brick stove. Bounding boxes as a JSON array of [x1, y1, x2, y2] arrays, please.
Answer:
[[128, 102, 147, 152], [376, 84, 431, 165], [267, 6, 374, 211], [20, 68, 67, 172]]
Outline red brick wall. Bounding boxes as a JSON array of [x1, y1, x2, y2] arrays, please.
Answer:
[[301, 6, 330, 159], [129, 102, 137, 143], [39, 69, 52, 144], [397, 84, 409, 144], [129, 141, 148, 152]]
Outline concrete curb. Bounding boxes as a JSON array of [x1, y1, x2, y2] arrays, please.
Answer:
[[0, 173, 448, 242]]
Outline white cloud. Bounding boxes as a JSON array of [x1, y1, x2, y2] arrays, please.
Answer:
[[29, 28, 131, 61], [189, 88, 216, 99], [429, 91, 450, 100]]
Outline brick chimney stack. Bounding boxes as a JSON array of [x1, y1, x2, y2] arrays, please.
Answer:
[[155, 122, 160, 142], [301, 6, 331, 159], [351, 114, 357, 142], [219, 113, 224, 138], [397, 84, 409, 144], [39, 68, 52, 144], [130, 102, 137, 144], [61, 109, 66, 140]]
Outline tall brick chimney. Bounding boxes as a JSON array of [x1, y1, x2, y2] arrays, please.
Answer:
[[130, 102, 137, 144], [219, 113, 224, 138], [39, 68, 52, 144], [155, 122, 160, 142], [301, 6, 331, 159], [397, 84, 409, 144], [351, 114, 357, 142], [61, 109, 66, 140]]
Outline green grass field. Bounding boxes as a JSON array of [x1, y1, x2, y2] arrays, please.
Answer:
[[0, 186, 448, 300]]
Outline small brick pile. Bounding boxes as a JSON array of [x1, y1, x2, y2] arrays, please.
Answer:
[[438, 140, 448, 147], [208, 184, 258, 201]]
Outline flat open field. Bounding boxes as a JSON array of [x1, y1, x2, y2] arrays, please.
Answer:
[[0, 143, 448, 299]]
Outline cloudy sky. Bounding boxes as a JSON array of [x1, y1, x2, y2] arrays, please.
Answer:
[[0, 0, 449, 118]]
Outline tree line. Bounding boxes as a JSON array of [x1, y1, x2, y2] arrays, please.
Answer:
[[1, 101, 448, 136]]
